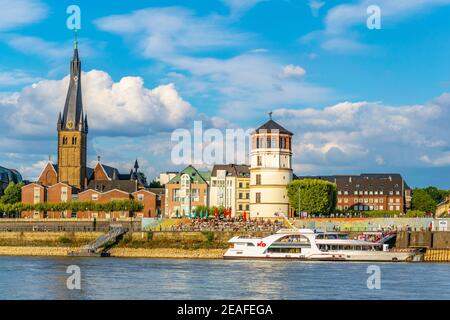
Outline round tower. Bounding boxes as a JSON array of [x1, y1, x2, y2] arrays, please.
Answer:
[[249, 114, 293, 218]]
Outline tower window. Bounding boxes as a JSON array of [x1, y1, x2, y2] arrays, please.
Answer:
[[257, 156, 262, 166], [72, 137, 77, 145], [256, 193, 261, 203], [63, 137, 68, 145], [256, 174, 261, 185]]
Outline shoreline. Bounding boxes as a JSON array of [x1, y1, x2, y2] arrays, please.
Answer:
[[0, 246, 226, 259]]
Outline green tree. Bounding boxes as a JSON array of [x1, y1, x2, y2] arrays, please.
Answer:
[[287, 179, 337, 215], [148, 180, 162, 188], [0, 182, 24, 204], [422, 186, 449, 204], [411, 189, 436, 214]]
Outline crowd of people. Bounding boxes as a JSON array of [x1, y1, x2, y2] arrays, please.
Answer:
[[166, 217, 285, 232]]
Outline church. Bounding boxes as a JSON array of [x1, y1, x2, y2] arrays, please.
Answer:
[[21, 40, 164, 219]]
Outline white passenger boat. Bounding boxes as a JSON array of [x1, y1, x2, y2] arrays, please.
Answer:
[[223, 228, 418, 262]]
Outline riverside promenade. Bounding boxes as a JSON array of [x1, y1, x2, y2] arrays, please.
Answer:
[[1, 217, 450, 260]]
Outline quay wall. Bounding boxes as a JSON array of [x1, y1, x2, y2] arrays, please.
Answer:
[[294, 218, 450, 231]]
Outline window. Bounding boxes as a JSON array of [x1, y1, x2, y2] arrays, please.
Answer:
[[396, 205, 400, 211], [344, 198, 348, 203], [396, 198, 400, 203], [380, 205, 384, 210], [138, 194, 144, 201], [396, 191, 400, 195], [380, 199, 384, 203], [354, 199, 358, 203], [33, 187, 41, 204], [389, 191, 394, 195], [338, 198, 342, 203], [256, 174, 261, 185], [72, 137, 77, 145], [354, 191, 358, 195], [61, 187, 68, 202], [256, 193, 261, 203], [239, 193, 243, 199], [380, 191, 384, 195], [239, 182, 243, 188], [257, 156, 262, 166], [246, 193, 249, 199], [246, 205, 249, 210], [344, 191, 348, 195], [92, 193, 98, 201], [239, 204, 242, 210], [62, 136, 68, 145], [338, 191, 342, 195], [389, 205, 394, 211]]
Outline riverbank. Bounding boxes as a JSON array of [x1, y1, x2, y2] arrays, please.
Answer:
[[0, 246, 226, 259]]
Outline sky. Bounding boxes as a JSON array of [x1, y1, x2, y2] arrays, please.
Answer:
[[1, 0, 450, 188]]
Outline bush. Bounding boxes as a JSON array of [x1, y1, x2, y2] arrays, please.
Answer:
[[405, 210, 427, 217], [202, 231, 215, 243]]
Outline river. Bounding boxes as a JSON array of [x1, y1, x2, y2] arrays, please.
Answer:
[[0, 256, 449, 300]]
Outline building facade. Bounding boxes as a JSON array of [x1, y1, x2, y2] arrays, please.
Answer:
[[0, 166, 23, 197], [436, 195, 450, 217], [249, 117, 293, 218], [164, 165, 210, 217], [209, 164, 250, 217], [296, 174, 412, 213], [156, 172, 178, 186]]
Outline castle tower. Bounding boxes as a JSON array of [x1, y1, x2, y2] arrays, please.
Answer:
[[57, 37, 88, 189], [249, 114, 293, 218]]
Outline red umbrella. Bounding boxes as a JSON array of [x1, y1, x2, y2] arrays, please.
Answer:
[[243, 211, 247, 221]]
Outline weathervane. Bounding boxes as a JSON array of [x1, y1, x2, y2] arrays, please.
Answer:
[[268, 111, 273, 120]]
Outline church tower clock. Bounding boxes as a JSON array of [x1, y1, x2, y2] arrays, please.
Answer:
[[57, 38, 88, 189]]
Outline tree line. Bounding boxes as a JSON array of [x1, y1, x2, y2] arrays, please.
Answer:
[[0, 182, 143, 217]]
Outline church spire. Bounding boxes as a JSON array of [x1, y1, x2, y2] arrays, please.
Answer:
[[60, 30, 85, 132]]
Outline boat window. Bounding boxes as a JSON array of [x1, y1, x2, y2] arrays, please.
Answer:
[[247, 243, 254, 247]]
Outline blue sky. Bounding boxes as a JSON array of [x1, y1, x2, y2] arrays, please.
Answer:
[[1, 0, 450, 188]]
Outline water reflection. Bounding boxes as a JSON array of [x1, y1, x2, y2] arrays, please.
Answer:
[[0, 256, 449, 300]]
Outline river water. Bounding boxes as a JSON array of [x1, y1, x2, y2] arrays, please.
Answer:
[[0, 256, 449, 300]]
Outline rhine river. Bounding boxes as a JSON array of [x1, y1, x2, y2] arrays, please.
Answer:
[[0, 256, 449, 300]]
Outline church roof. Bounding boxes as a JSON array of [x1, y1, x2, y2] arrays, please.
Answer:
[[58, 43, 87, 133], [255, 119, 293, 135]]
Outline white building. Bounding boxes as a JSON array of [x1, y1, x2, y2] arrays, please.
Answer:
[[209, 164, 250, 217], [249, 117, 293, 218], [156, 171, 178, 186]]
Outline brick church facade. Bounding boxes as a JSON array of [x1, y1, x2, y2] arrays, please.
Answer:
[[21, 41, 164, 219]]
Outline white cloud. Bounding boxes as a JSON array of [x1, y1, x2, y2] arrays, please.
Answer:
[[0, 69, 41, 86], [306, 0, 450, 53], [0, 70, 196, 137], [308, 0, 325, 17], [0, 0, 47, 31], [221, 0, 267, 17], [95, 8, 334, 117], [281, 64, 306, 78], [273, 93, 450, 174]]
